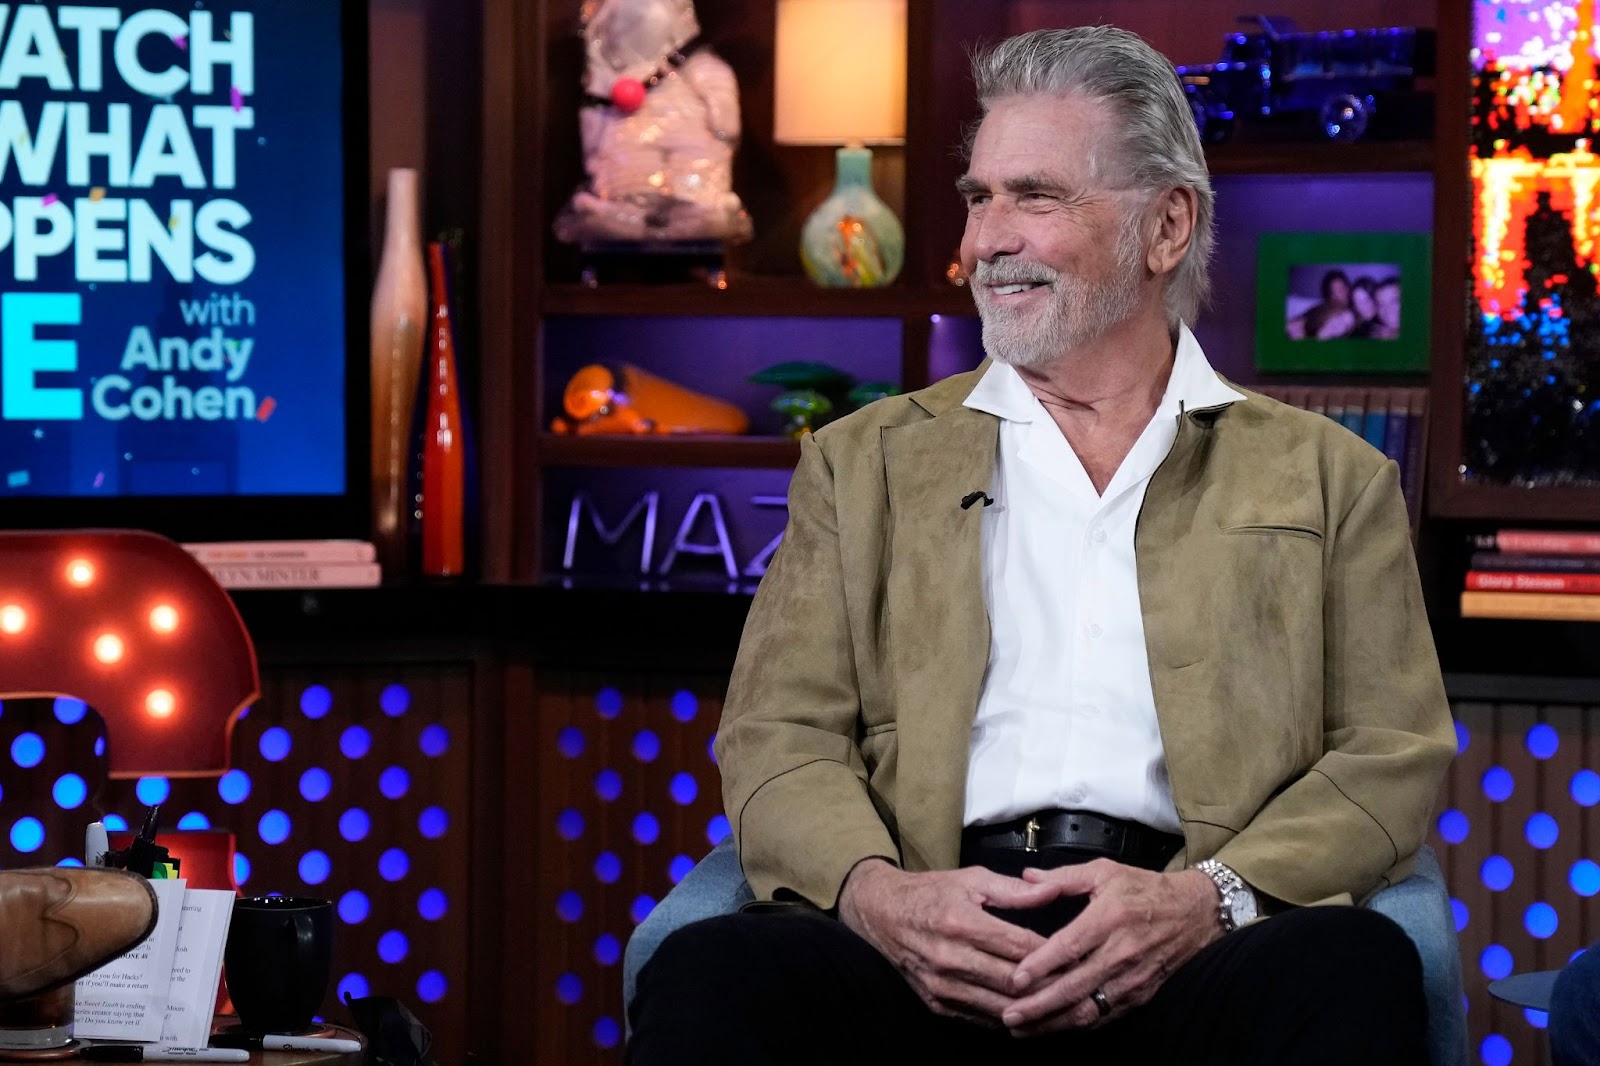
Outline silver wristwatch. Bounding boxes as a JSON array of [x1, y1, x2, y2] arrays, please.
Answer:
[[1195, 859, 1259, 933]]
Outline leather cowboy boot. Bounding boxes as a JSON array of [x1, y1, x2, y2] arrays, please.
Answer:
[[0, 868, 158, 1002]]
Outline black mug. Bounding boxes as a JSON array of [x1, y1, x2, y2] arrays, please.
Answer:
[[224, 896, 334, 1034]]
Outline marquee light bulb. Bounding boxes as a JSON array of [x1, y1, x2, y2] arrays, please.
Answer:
[[146, 689, 175, 718], [0, 605, 25, 634], [66, 559, 95, 586], [149, 604, 179, 633], [93, 633, 124, 664]]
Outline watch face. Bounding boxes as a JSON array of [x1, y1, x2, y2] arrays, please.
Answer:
[[1228, 891, 1258, 926]]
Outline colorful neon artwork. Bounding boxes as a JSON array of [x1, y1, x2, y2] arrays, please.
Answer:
[[1468, 0, 1600, 483]]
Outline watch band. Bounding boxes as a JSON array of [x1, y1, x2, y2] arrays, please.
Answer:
[[1194, 858, 1251, 933]]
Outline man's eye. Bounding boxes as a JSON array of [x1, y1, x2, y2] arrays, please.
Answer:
[[964, 193, 990, 208]]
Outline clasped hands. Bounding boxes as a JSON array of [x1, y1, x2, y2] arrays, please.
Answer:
[[837, 857, 1222, 1036]]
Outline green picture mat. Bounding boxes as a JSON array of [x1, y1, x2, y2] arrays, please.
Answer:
[[1254, 232, 1432, 372]]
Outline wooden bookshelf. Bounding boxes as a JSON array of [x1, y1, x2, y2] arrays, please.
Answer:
[[537, 434, 802, 469], [539, 280, 978, 318], [1205, 138, 1436, 175]]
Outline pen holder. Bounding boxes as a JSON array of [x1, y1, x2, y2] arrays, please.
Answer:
[[0, 984, 75, 1052], [222, 896, 333, 1035]]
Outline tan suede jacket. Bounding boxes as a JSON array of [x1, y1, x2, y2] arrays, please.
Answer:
[[716, 364, 1456, 912]]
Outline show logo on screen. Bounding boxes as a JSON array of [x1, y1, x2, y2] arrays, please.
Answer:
[[0, 2, 348, 498]]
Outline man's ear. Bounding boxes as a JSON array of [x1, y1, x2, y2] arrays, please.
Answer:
[[1146, 186, 1197, 278]]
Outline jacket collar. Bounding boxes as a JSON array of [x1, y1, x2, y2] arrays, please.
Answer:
[[949, 323, 1245, 425]]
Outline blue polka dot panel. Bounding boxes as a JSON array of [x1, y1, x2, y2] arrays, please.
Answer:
[[1436, 701, 1600, 1066], [539, 674, 728, 1064], [0, 665, 471, 1060]]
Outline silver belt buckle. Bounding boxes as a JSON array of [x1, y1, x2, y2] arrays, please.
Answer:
[[1024, 816, 1040, 852]]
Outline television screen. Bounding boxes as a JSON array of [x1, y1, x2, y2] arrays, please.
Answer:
[[0, 0, 362, 520]]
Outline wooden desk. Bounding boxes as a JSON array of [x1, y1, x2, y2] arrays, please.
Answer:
[[207, 1021, 366, 1065], [11, 1023, 368, 1064]]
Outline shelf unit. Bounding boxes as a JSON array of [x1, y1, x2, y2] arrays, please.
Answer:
[[463, 4, 1571, 1065], [537, 433, 800, 469], [477, 0, 1450, 584], [540, 280, 979, 318], [1205, 138, 1438, 175]]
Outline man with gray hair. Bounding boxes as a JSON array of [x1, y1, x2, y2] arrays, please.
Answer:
[[629, 25, 1450, 1065]]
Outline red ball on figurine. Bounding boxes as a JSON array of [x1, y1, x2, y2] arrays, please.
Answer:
[[611, 77, 647, 113]]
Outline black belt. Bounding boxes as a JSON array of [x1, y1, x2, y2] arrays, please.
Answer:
[[961, 809, 1184, 872]]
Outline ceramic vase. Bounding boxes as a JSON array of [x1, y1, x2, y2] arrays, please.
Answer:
[[369, 168, 428, 573], [422, 241, 466, 577], [799, 147, 904, 288]]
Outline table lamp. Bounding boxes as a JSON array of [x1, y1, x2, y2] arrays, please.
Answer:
[[774, 0, 907, 287]]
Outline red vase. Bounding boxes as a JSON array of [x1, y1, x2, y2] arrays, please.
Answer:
[[422, 242, 465, 577]]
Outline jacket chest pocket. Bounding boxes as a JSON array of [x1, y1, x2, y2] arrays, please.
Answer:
[[1217, 524, 1324, 607]]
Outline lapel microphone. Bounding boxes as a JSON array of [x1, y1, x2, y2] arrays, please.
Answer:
[[960, 490, 994, 510]]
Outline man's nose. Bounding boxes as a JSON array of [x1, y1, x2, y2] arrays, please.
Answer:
[[968, 201, 1025, 262]]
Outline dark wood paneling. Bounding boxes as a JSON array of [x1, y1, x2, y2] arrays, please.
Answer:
[[526, 670, 726, 1066], [1437, 693, 1600, 1065]]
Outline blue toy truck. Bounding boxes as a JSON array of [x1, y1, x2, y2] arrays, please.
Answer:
[[1176, 15, 1435, 143]]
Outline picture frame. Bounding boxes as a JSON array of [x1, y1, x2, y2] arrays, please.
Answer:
[[1254, 232, 1432, 373]]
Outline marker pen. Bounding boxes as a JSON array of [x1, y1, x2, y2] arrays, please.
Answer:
[[213, 1033, 364, 1053], [80, 1046, 249, 1063], [85, 821, 109, 866]]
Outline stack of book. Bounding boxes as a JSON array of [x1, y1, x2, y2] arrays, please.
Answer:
[[1460, 529, 1600, 621], [1251, 385, 1428, 525], [182, 540, 382, 589]]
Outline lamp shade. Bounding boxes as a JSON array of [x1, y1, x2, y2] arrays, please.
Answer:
[[774, 0, 907, 145]]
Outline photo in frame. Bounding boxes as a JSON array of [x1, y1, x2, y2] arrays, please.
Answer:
[[1254, 232, 1432, 372]]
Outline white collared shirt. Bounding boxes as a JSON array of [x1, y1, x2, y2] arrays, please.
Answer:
[[960, 325, 1245, 831]]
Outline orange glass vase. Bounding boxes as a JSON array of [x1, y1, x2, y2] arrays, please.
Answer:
[[422, 242, 466, 577]]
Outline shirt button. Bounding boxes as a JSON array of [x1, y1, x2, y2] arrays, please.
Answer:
[[1086, 623, 1103, 639], [1066, 786, 1088, 804], [1091, 527, 1107, 543], [1080, 704, 1101, 718]]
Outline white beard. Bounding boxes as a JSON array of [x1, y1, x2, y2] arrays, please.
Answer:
[[974, 213, 1146, 370]]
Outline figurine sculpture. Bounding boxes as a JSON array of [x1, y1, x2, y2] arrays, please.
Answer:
[[749, 362, 900, 438], [1177, 16, 1435, 143], [555, 0, 752, 245], [551, 364, 750, 436]]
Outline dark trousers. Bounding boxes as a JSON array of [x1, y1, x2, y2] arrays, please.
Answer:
[[628, 903, 1428, 1065]]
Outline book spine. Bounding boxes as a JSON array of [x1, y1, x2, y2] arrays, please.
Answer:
[[1492, 530, 1600, 555], [1400, 389, 1427, 527], [1299, 382, 1324, 416], [1381, 391, 1408, 466], [1339, 388, 1367, 439], [185, 541, 377, 564], [1461, 590, 1600, 620], [1466, 571, 1600, 594], [1470, 552, 1600, 573], [1362, 400, 1388, 451], [1305, 386, 1328, 419], [205, 562, 382, 589]]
